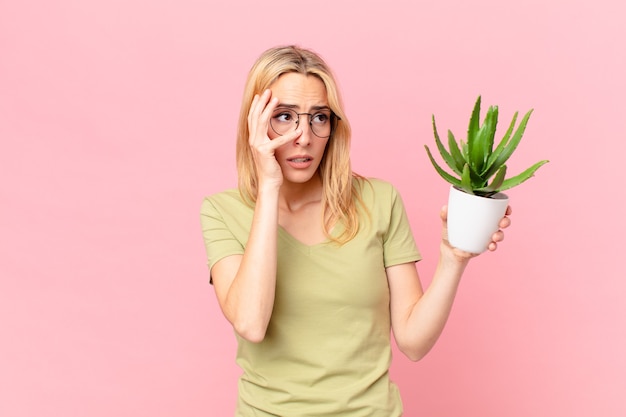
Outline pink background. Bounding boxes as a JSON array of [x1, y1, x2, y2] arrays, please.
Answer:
[[1, 0, 625, 416]]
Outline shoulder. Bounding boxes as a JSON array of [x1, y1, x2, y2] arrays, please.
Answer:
[[353, 176, 401, 203], [200, 189, 255, 244], [202, 188, 245, 210], [200, 188, 252, 219]]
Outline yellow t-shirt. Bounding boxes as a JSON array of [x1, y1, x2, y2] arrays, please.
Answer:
[[200, 178, 421, 416]]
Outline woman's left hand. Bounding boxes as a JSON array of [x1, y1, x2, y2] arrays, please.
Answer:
[[439, 205, 512, 259]]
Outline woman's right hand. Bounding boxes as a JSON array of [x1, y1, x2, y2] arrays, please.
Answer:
[[247, 89, 302, 189]]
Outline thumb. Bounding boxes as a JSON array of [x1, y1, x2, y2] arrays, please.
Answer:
[[440, 205, 449, 223], [270, 128, 302, 148], [440, 205, 450, 242]]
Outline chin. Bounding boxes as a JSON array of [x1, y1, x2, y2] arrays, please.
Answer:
[[283, 171, 319, 185], [285, 176, 314, 185]]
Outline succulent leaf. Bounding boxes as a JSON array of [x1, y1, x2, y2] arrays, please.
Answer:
[[487, 109, 533, 176], [467, 96, 482, 144], [471, 105, 498, 174], [461, 163, 474, 195], [447, 130, 466, 174], [476, 165, 507, 195], [469, 124, 484, 171], [432, 116, 462, 175], [460, 139, 469, 161], [498, 160, 549, 191], [424, 145, 463, 187], [483, 111, 518, 177], [482, 106, 498, 168]]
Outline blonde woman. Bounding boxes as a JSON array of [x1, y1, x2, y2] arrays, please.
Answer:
[[200, 45, 510, 416]]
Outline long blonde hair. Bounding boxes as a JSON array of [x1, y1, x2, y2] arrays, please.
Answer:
[[236, 45, 364, 244]]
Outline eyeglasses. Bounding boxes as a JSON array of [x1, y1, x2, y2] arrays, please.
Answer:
[[270, 108, 339, 139]]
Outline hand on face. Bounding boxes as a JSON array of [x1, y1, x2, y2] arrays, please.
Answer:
[[439, 205, 513, 260], [247, 89, 302, 189]]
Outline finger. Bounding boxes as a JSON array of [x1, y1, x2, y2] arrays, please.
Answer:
[[248, 89, 272, 125], [247, 94, 262, 137], [257, 97, 279, 136], [491, 230, 505, 243], [487, 241, 498, 252], [440, 205, 448, 222], [255, 96, 278, 129], [267, 128, 303, 148], [249, 92, 278, 145], [247, 91, 263, 121], [499, 216, 511, 229], [260, 93, 279, 119], [506, 205, 513, 215]]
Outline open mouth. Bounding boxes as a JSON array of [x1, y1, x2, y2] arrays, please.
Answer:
[[288, 157, 312, 163]]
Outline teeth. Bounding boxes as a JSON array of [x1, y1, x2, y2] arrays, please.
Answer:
[[291, 158, 309, 162]]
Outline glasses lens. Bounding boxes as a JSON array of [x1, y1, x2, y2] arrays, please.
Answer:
[[270, 109, 333, 138], [310, 111, 332, 138], [270, 109, 297, 136]]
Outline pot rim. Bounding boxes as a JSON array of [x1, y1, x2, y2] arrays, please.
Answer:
[[451, 185, 509, 200]]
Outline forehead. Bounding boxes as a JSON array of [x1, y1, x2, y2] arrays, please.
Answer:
[[269, 73, 328, 106]]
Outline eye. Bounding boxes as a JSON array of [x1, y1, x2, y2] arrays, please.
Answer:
[[312, 112, 329, 124], [272, 110, 295, 123], [272, 109, 298, 123]]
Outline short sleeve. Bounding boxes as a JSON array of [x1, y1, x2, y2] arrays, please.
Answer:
[[382, 185, 421, 267], [200, 196, 245, 280]]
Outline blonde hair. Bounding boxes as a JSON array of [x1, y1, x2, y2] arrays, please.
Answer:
[[236, 45, 364, 244]]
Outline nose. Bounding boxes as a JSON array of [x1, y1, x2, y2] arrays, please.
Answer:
[[294, 117, 312, 146]]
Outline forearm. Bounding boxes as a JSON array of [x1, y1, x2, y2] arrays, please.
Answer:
[[223, 186, 280, 342], [403, 245, 470, 360]]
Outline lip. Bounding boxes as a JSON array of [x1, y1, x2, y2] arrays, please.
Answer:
[[286, 155, 314, 169]]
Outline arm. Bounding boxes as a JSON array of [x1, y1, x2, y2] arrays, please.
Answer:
[[211, 89, 302, 343], [388, 206, 511, 361], [211, 187, 280, 343]]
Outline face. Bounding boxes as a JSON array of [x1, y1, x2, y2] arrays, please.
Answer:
[[268, 72, 330, 187]]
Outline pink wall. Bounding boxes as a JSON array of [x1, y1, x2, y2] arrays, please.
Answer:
[[1, 0, 624, 416]]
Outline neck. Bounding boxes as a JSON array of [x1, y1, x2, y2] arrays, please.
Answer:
[[279, 176, 323, 213]]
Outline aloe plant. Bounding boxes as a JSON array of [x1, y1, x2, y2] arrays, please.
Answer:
[[424, 95, 548, 197]]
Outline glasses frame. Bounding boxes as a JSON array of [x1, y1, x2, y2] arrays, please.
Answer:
[[269, 108, 341, 139]]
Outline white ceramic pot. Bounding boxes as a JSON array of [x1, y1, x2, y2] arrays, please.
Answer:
[[446, 185, 509, 254]]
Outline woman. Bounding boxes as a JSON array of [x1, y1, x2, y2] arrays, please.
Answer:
[[200, 45, 510, 416]]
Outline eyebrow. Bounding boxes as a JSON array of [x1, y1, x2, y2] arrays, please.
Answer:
[[276, 103, 331, 112]]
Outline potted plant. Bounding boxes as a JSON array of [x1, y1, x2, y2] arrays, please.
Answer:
[[424, 95, 549, 253]]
